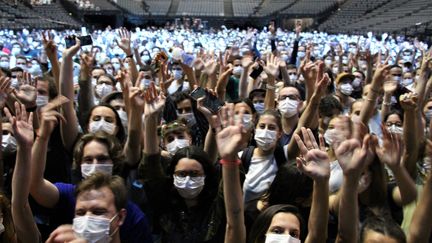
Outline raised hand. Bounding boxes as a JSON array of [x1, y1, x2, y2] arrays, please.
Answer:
[[399, 92, 418, 111], [116, 27, 132, 56], [372, 56, 391, 85], [294, 127, 330, 182], [42, 30, 57, 60], [46, 225, 87, 243], [335, 135, 370, 178], [0, 76, 12, 109], [38, 96, 69, 140], [203, 57, 218, 76], [264, 54, 280, 78], [15, 72, 37, 107], [4, 102, 33, 147], [241, 56, 254, 70], [383, 80, 397, 94], [79, 52, 95, 77], [143, 81, 165, 117], [376, 125, 402, 170], [215, 104, 245, 161], [63, 35, 81, 58]]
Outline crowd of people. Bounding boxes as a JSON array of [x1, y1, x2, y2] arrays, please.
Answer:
[[0, 21, 430, 243]]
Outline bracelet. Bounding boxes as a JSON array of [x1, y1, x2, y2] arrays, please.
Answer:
[[219, 158, 241, 166], [126, 54, 133, 59]]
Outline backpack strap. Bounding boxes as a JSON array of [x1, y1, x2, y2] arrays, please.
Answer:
[[240, 145, 255, 174]]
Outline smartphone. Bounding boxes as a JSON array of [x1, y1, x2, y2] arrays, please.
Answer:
[[65, 35, 93, 48], [250, 64, 264, 79], [190, 87, 224, 113]]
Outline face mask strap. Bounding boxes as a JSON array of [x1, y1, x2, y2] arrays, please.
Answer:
[[109, 213, 120, 238]]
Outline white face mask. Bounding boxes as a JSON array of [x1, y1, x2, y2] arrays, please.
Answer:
[[388, 124, 403, 135], [112, 63, 120, 71], [91, 78, 97, 87], [332, 67, 339, 74], [140, 78, 152, 89], [11, 78, 19, 89], [166, 138, 190, 155], [116, 109, 128, 129], [401, 78, 413, 86], [36, 95, 49, 107], [11, 47, 21, 56], [265, 233, 301, 243], [278, 98, 299, 118], [254, 129, 277, 151], [425, 110, 432, 122], [289, 74, 298, 82], [95, 84, 114, 98], [234, 114, 253, 130], [254, 102, 265, 115], [233, 66, 243, 76], [173, 175, 205, 199], [81, 164, 113, 179], [297, 52, 305, 58], [352, 78, 362, 88], [2, 134, 16, 154], [0, 61, 9, 69], [339, 83, 353, 96], [324, 128, 337, 146], [173, 70, 183, 80], [89, 119, 116, 135], [16, 64, 26, 71], [73, 215, 118, 243], [324, 59, 332, 66], [393, 76, 402, 83], [177, 112, 196, 127]]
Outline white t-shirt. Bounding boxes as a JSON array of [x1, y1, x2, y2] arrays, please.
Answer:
[[167, 81, 190, 95]]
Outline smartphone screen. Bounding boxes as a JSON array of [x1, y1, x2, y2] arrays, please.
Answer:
[[79, 35, 93, 46], [190, 87, 206, 100], [250, 65, 263, 79], [190, 87, 224, 113], [65, 36, 76, 49]]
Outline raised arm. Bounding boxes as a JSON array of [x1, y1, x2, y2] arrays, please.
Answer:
[[7, 103, 40, 243], [59, 36, 80, 151], [400, 92, 420, 179], [376, 126, 417, 206], [216, 104, 246, 243], [239, 56, 253, 99], [30, 96, 69, 208], [197, 96, 218, 163], [139, 82, 166, 180], [263, 54, 280, 110], [294, 127, 330, 243], [117, 28, 138, 83], [77, 52, 95, 129], [216, 66, 233, 101], [408, 139, 432, 243], [122, 72, 145, 166], [287, 62, 329, 158], [335, 136, 370, 243], [42, 31, 60, 88], [359, 61, 391, 124]]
